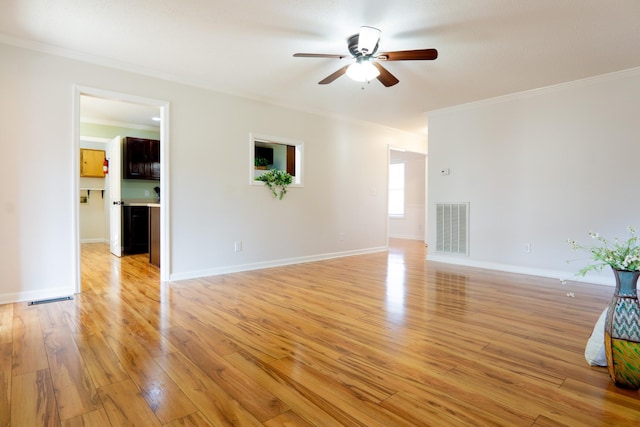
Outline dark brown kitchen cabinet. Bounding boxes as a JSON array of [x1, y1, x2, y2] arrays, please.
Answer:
[[123, 137, 160, 180], [123, 206, 149, 254], [148, 139, 160, 179]]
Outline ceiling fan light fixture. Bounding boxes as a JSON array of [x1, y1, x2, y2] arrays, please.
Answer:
[[293, 25, 436, 87], [357, 26, 381, 54], [346, 60, 380, 82]]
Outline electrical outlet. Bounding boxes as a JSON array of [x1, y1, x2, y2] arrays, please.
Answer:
[[144, 190, 150, 196], [234, 241, 243, 252], [524, 243, 531, 253], [339, 232, 345, 241]]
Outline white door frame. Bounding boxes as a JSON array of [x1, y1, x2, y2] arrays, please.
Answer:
[[72, 85, 171, 291], [108, 135, 123, 257]]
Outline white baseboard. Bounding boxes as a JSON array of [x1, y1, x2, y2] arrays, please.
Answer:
[[0, 286, 76, 305], [426, 254, 615, 287], [170, 246, 388, 282], [389, 234, 425, 241], [80, 238, 108, 244]]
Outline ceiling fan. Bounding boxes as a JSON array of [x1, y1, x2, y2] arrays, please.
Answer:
[[293, 26, 438, 87]]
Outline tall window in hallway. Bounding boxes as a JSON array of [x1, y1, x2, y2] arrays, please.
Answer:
[[388, 162, 405, 217]]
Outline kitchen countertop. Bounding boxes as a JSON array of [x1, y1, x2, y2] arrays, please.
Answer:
[[123, 199, 160, 207]]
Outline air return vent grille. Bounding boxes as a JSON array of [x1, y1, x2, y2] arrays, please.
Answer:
[[435, 203, 469, 255]]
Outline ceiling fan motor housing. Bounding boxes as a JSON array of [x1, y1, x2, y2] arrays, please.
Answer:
[[348, 34, 379, 58]]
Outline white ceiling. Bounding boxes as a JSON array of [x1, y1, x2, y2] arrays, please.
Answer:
[[80, 95, 161, 130], [2, 0, 640, 134]]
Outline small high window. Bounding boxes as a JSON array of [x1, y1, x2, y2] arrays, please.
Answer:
[[250, 133, 304, 186]]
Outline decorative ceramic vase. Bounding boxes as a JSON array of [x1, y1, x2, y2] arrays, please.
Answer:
[[604, 268, 640, 389]]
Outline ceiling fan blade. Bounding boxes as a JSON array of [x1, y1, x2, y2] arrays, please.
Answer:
[[372, 63, 399, 87], [318, 65, 349, 85], [377, 49, 438, 61], [294, 53, 350, 59]]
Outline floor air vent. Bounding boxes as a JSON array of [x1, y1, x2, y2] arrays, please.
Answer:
[[436, 202, 469, 255], [28, 296, 73, 306]]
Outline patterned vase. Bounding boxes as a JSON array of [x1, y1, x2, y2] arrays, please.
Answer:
[[604, 268, 640, 389]]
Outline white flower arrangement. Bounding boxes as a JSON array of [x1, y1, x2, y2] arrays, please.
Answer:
[[567, 226, 640, 276]]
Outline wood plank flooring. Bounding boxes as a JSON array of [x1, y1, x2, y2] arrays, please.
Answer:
[[1, 239, 639, 426]]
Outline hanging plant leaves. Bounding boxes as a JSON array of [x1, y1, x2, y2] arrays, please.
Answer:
[[255, 169, 293, 199]]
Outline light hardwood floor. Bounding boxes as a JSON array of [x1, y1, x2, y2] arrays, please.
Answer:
[[2, 239, 639, 426]]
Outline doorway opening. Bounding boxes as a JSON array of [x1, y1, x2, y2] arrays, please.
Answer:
[[387, 147, 427, 245], [73, 86, 170, 293]]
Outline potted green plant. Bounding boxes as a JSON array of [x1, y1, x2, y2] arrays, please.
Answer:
[[254, 157, 269, 170], [255, 169, 293, 199]]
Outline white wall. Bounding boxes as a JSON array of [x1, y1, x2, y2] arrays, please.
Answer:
[[79, 188, 107, 243], [0, 42, 427, 303], [79, 139, 109, 243], [389, 150, 426, 241], [426, 68, 640, 286]]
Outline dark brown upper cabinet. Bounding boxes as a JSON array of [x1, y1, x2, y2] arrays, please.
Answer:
[[123, 137, 160, 180]]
